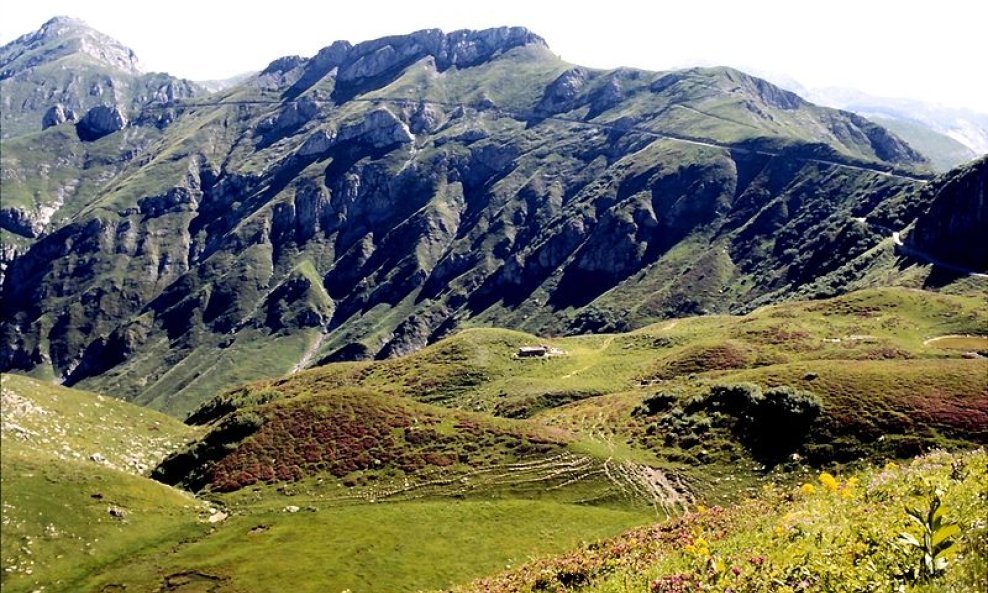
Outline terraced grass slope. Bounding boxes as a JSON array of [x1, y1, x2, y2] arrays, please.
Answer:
[[155, 386, 574, 494], [0, 375, 657, 593], [0, 374, 207, 593]]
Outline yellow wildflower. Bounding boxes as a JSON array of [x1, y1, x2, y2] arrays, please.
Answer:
[[690, 536, 711, 557], [695, 504, 708, 514], [800, 482, 816, 495], [884, 461, 898, 471], [819, 472, 840, 493], [840, 476, 859, 498]]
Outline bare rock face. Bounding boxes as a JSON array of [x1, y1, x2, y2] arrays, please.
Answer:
[[258, 95, 322, 138], [909, 156, 988, 271], [1, 16, 141, 78], [76, 104, 127, 141], [297, 129, 336, 158], [331, 27, 545, 100], [296, 107, 413, 158], [408, 102, 447, 134], [537, 68, 587, 114], [337, 27, 544, 82], [41, 103, 77, 130], [848, 113, 926, 164], [338, 108, 414, 148], [0, 208, 42, 238], [254, 55, 307, 89]]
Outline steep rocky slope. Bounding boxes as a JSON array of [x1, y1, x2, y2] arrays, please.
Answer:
[[907, 156, 987, 271], [0, 16, 205, 275], [4, 22, 974, 415]]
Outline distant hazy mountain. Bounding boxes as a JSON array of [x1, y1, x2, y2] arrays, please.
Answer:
[[864, 115, 977, 172], [738, 68, 985, 170], [195, 71, 256, 93], [807, 87, 987, 154]]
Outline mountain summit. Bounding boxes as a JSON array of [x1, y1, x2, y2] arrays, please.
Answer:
[[0, 16, 141, 78], [0, 16, 201, 139]]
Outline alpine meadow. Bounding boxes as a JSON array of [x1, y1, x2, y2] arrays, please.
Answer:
[[0, 11, 985, 593]]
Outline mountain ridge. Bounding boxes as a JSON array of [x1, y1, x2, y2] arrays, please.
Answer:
[[2, 19, 982, 415]]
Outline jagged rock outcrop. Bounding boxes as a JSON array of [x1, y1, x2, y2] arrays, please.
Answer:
[[339, 26, 544, 80], [0, 208, 42, 238], [0, 16, 141, 78], [537, 68, 587, 113], [296, 107, 414, 158], [337, 108, 414, 147], [854, 115, 927, 165], [76, 104, 128, 141], [297, 129, 336, 157], [258, 96, 322, 137], [41, 103, 77, 129]]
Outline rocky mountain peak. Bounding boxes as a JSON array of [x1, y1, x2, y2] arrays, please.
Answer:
[[0, 15, 142, 78], [265, 26, 549, 100], [37, 15, 90, 36], [343, 26, 547, 70]]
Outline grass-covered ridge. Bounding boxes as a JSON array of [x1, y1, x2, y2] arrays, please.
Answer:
[[193, 288, 986, 477]]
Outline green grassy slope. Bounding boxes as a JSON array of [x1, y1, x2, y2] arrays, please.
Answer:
[[2, 286, 986, 593], [0, 374, 656, 593], [1, 373, 196, 471], [206, 287, 986, 415], [82, 498, 648, 593], [185, 287, 985, 504], [0, 374, 206, 593]]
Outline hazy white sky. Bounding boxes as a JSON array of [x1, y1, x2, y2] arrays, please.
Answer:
[[1, 0, 985, 112]]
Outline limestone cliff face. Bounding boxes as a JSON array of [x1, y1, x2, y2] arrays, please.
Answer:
[[909, 156, 988, 271]]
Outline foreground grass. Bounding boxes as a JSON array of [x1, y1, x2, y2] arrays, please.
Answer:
[[0, 450, 208, 593], [460, 449, 988, 593], [84, 499, 651, 593], [1, 373, 197, 472], [0, 374, 207, 593]]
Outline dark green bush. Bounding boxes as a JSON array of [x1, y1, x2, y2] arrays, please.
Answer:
[[660, 382, 822, 465], [633, 392, 679, 416]]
